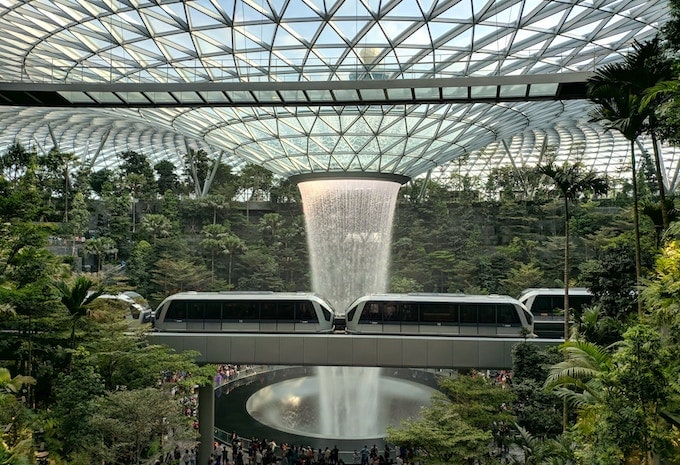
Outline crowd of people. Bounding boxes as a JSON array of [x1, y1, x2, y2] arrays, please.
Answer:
[[198, 432, 417, 465]]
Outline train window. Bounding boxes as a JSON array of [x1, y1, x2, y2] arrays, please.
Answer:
[[400, 303, 417, 321], [166, 301, 187, 321], [382, 302, 398, 321], [360, 302, 382, 322], [419, 303, 458, 323], [186, 302, 204, 319], [278, 302, 296, 321], [570, 295, 593, 311], [460, 304, 477, 324], [478, 304, 495, 324], [260, 302, 276, 320], [498, 304, 520, 325], [533, 296, 562, 316], [204, 301, 221, 320], [296, 302, 315, 322], [320, 305, 332, 322], [223, 301, 259, 320]]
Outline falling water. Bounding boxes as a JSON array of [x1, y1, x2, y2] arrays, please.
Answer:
[[298, 178, 401, 438], [298, 178, 401, 313]]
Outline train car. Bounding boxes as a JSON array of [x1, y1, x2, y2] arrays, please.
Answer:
[[518, 287, 594, 338], [345, 293, 534, 337], [153, 291, 334, 333]]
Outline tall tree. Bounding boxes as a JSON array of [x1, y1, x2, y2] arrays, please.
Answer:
[[537, 162, 608, 338], [67, 192, 90, 256], [588, 48, 655, 315]]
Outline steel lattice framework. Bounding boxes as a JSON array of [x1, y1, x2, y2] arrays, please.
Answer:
[[0, 0, 677, 188]]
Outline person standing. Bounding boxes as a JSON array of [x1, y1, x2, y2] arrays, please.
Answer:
[[360, 446, 369, 465]]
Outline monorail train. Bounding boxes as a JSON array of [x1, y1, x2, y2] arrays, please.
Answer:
[[345, 293, 534, 337], [518, 288, 594, 338], [152, 291, 334, 333]]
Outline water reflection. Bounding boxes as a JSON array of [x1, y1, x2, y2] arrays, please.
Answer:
[[246, 373, 436, 439]]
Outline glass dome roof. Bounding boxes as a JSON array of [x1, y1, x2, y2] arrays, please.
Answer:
[[0, 0, 675, 186]]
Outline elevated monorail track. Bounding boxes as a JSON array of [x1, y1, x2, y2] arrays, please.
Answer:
[[147, 331, 562, 369]]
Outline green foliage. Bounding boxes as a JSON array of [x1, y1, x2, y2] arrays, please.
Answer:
[[150, 258, 212, 299], [89, 387, 194, 465], [579, 242, 638, 322], [0, 392, 34, 465], [51, 353, 106, 455], [154, 160, 180, 194], [387, 374, 515, 464], [386, 398, 492, 465]]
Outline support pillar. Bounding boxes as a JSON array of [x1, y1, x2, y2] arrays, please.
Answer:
[[197, 384, 215, 465]]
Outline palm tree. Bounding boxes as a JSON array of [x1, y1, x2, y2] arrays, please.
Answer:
[[537, 162, 608, 339], [0, 367, 35, 395], [544, 339, 613, 408], [220, 234, 247, 287], [590, 38, 673, 230], [82, 237, 117, 271], [53, 276, 102, 350], [588, 70, 646, 315], [140, 213, 173, 241]]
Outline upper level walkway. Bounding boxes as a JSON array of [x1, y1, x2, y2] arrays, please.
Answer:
[[0, 72, 589, 108], [146, 331, 561, 369]]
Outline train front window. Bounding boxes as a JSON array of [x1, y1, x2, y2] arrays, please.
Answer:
[[533, 296, 562, 316], [570, 295, 593, 312], [296, 302, 315, 322], [359, 302, 382, 322], [166, 301, 187, 321], [498, 304, 520, 325]]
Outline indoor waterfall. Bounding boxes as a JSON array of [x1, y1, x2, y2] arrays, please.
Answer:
[[297, 178, 401, 438]]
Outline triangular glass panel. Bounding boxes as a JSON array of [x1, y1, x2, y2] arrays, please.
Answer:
[[363, 22, 390, 45], [346, 135, 371, 151], [334, 138, 356, 155], [283, 0, 320, 19], [316, 22, 346, 47], [481, 3, 522, 27], [402, 24, 431, 46], [416, 0, 437, 15], [187, 5, 220, 28], [334, 0, 370, 18], [273, 25, 305, 49], [244, 23, 276, 45], [327, 19, 361, 43], [140, 9, 183, 35], [436, 0, 473, 20]]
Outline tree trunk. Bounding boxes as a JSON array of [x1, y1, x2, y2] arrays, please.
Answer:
[[650, 129, 669, 231], [630, 140, 643, 316], [564, 195, 570, 340], [563, 195, 570, 432]]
